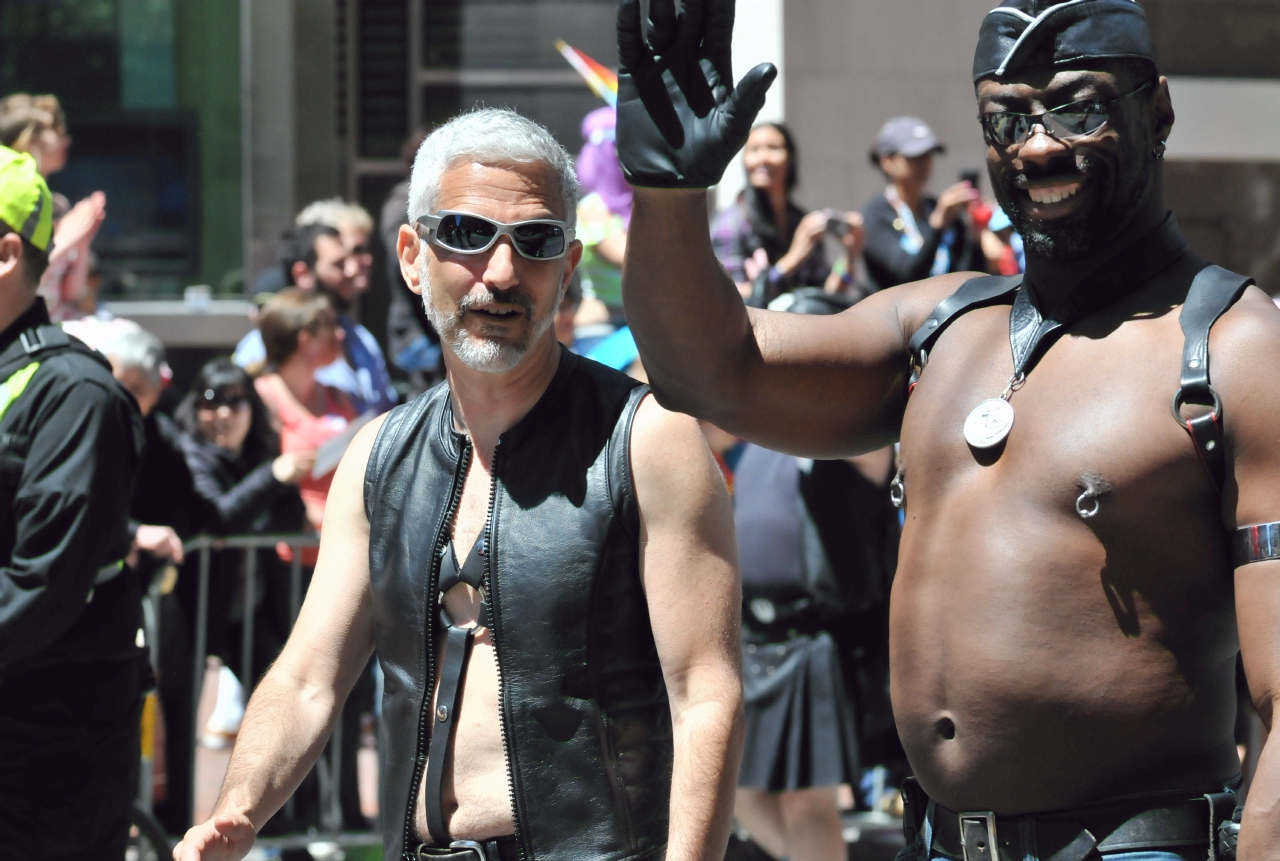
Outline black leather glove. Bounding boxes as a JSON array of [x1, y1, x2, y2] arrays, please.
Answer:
[[616, 0, 777, 189]]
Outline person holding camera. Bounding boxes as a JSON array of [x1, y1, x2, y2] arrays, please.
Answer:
[[711, 123, 862, 306], [860, 116, 982, 290]]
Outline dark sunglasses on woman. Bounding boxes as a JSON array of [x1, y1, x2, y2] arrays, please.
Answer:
[[416, 211, 576, 261]]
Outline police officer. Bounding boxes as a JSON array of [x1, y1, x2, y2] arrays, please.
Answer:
[[0, 146, 146, 860]]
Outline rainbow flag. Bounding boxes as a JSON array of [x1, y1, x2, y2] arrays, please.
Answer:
[[556, 40, 618, 107]]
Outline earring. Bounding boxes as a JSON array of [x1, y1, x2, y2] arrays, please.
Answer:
[[1153, 141, 1167, 160]]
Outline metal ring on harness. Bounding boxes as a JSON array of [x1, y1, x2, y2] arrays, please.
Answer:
[[1170, 387, 1222, 430]]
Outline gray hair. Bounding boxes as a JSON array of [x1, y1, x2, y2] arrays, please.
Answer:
[[296, 197, 374, 233], [407, 108, 579, 228], [101, 321, 166, 387]]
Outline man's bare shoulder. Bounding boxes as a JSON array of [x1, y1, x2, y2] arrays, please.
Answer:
[[872, 270, 992, 339], [629, 393, 705, 470], [330, 413, 392, 519], [1206, 285, 1280, 418], [628, 394, 723, 511]]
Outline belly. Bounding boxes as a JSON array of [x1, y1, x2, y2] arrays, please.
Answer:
[[416, 634, 515, 843], [889, 491, 1240, 814]]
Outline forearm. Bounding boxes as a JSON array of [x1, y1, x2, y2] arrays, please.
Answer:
[[1238, 698, 1280, 861], [624, 188, 757, 420], [212, 664, 342, 830], [665, 696, 745, 861]]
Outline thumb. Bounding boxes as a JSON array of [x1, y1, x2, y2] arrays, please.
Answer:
[[723, 63, 778, 135]]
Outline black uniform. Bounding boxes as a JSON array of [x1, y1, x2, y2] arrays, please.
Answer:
[[0, 300, 146, 861]]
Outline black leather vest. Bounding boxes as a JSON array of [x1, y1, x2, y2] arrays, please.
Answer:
[[365, 350, 670, 861]]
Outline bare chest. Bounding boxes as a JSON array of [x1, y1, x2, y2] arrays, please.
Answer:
[[414, 454, 514, 844]]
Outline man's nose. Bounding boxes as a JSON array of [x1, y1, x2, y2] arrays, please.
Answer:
[[483, 238, 520, 290], [216, 405, 233, 419], [1013, 126, 1072, 170]]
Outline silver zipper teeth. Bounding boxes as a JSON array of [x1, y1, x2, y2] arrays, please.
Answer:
[[486, 440, 526, 860], [402, 438, 472, 859]]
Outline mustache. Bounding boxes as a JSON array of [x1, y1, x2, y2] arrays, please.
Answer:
[[456, 289, 534, 314], [1004, 154, 1104, 189]]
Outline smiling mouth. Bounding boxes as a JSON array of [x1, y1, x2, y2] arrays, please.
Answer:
[[1022, 179, 1085, 205], [469, 306, 524, 321]]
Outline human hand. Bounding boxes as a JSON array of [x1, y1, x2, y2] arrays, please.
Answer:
[[173, 814, 256, 861], [50, 191, 106, 260], [775, 211, 827, 275], [616, 0, 777, 188], [929, 181, 981, 231], [135, 524, 185, 563], [272, 451, 315, 485], [839, 211, 866, 260]]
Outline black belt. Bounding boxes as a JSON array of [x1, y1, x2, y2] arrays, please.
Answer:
[[414, 835, 520, 861], [902, 776, 1242, 861]]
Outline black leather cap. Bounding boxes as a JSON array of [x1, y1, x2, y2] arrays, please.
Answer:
[[973, 0, 1156, 83]]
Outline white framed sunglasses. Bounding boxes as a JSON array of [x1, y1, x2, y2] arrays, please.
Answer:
[[416, 211, 576, 260]]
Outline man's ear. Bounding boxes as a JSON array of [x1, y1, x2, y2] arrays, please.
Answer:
[[291, 261, 316, 291], [563, 240, 583, 287], [397, 224, 423, 296], [0, 234, 22, 285], [1152, 76, 1175, 150]]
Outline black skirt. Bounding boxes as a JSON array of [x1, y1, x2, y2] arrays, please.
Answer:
[[738, 629, 859, 792]]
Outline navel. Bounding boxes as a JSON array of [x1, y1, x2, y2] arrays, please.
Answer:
[[936, 716, 956, 740]]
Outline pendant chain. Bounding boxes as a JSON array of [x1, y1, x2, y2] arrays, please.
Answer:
[[1000, 372, 1027, 402]]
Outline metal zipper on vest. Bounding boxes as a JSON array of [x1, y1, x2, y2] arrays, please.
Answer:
[[403, 437, 472, 860], [486, 440, 527, 860]]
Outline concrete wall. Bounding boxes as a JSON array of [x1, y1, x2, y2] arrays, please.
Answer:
[[783, 0, 995, 215], [246, 0, 345, 281]]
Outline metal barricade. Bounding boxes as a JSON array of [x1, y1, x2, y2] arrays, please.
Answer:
[[181, 534, 349, 833]]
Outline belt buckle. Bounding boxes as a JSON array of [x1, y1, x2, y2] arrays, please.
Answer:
[[449, 839, 488, 861], [958, 811, 998, 861]]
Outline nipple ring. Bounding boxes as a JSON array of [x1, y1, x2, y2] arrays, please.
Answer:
[[1076, 489, 1100, 519]]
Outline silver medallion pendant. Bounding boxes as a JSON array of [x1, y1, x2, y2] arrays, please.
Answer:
[[964, 398, 1015, 449]]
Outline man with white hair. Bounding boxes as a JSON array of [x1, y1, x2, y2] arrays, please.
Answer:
[[176, 108, 744, 861]]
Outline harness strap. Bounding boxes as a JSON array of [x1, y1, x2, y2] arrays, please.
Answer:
[[1172, 264, 1254, 493], [425, 623, 476, 845], [907, 275, 1023, 393], [438, 539, 491, 628], [426, 534, 489, 845]]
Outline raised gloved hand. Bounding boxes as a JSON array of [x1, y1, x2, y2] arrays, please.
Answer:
[[616, 0, 778, 189]]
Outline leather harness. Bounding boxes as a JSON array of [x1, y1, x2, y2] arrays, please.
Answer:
[[907, 263, 1254, 493], [422, 534, 496, 849]]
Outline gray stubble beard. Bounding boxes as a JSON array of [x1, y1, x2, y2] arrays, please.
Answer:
[[420, 257, 564, 374]]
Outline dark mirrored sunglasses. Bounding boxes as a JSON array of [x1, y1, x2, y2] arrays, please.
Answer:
[[980, 82, 1153, 148], [417, 211, 575, 260]]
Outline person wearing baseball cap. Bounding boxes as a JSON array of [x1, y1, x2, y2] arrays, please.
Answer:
[[0, 144, 146, 861], [860, 116, 982, 290]]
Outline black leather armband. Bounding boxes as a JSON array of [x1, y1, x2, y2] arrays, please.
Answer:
[[1233, 522, 1280, 567]]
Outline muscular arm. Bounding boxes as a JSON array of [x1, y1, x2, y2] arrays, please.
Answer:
[[623, 188, 970, 457], [174, 415, 386, 861], [1216, 287, 1280, 861], [631, 396, 743, 861]]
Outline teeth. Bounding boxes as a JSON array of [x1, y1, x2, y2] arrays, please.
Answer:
[[1027, 183, 1082, 205]]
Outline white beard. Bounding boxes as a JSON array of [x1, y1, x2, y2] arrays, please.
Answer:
[[421, 258, 561, 374]]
